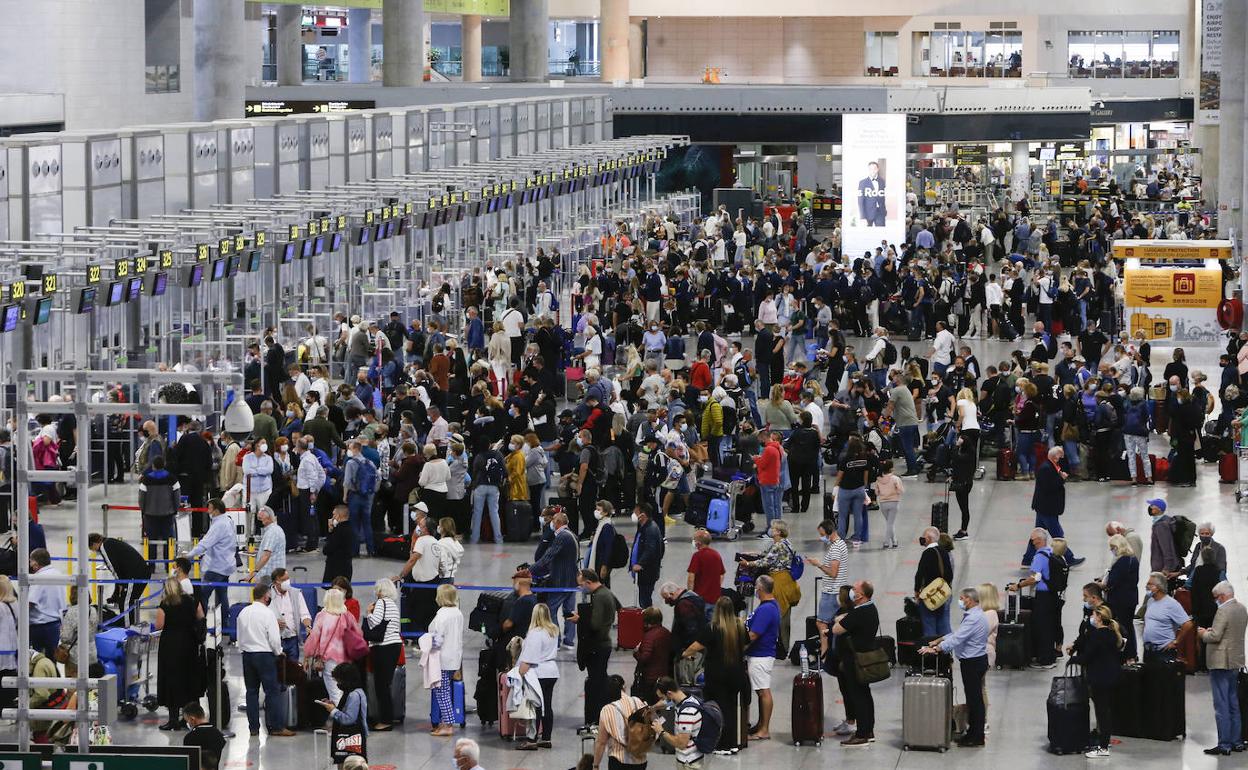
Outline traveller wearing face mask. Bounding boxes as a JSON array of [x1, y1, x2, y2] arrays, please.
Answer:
[[630, 505, 664, 608], [267, 567, 312, 661], [1145, 498, 1183, 576], [1168, 386, 1202, 487], [242, 438, 275, 527], [1100, 535, 1140, 660], [1069, 605, 1125, 757], [342, 440, 377, 556], [921, 587, 990, 747], [1197, 581, 1248, 755], [1183, 523, 1227, 581], [584, 501, 619, 588], [1139, 571, 1191, 666]]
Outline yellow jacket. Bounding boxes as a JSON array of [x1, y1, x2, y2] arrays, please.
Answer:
[[701, 399, 724, 438], [506, 450, 528, 501]]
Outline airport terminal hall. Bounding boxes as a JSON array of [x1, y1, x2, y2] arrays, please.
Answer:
[[6, 0, 1248, 768]]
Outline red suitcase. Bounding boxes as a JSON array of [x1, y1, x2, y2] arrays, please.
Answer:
[[996, 448, 1017, 480], [1135, 454, 1155, 484], [498, 671, 526, 740], [1174, 587, 1192, 614], [791, 671, 824, 746], [1220, 452, 1237, 483], [1176, 622, 1198, 674], [617, 607, 644, 650], [1153, 456, 1170, 482]]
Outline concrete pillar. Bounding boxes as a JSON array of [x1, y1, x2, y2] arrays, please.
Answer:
[[194, 0, 247, 121], [383, 0, 425, 86], [1010, 142, 1030, 204], [276, 4, 303, 86], [1198, 123, 1220, 213], [462, 14, 482, 81], [601, 0, 629, 82], [1220, 0, 1245, 238], [348, 8, 372, 83], [629, 18, 644, 79], [509, 0, 549, 82], [244, 2, 265, 87]]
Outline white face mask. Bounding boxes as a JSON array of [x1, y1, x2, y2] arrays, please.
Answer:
[[257, 443, 268, 453], [848, 588, 858, 603], [630, 512, 639, 524], [278, 579, 290, 592]]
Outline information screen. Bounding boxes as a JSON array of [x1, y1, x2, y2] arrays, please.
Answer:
[[1, 304, 18, 332], [841, 113, 907, 259]]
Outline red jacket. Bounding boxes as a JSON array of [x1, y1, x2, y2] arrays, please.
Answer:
[[690, 361, 712, 391], [756, 441, 782, 486]]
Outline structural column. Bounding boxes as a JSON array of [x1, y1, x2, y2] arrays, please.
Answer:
[[462, 14, 482, 82], [276, 4, 303, 86], [348, 8, 372, 83], [194, 0, 247, 121], [600, 0, 629, 82], [629, 18, 644, 79], [1225, 0, 1247, 238], [509, 0, 549, 82], [383, 0, 425, 86], [1009, 142, 1030, 205]]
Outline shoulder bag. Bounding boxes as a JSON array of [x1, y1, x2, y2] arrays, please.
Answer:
[[919, 550, 952, 611], [847, 636, 892, 685]]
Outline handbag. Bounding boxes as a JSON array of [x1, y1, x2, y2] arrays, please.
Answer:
[[330, 712, 368, 763], [919, 549, 952, 611], [849, 638, 892, 685], [339, 614, 371, 661], [362, 600, 391, 644]]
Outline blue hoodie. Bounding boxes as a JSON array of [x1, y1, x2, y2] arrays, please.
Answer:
[[1122, 398, 1153, 437]]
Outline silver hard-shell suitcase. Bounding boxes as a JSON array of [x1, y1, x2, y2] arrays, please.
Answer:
[[902, 653, 953, 752]]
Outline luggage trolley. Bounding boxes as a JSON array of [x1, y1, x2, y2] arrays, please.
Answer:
[[95, 624, 159, 719], [1235, 442, 1248, 503]]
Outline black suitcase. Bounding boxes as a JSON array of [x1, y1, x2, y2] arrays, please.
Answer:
[[474, 646, 500, 725], [1143, 659, 1186, 741], [896, 616, 923, 668], [996, 593, 1032, 669], [908, 648, 953, 680], [468, 591, 509, 637], [504, 500, 532, 542], [1110, 663, 1146, 738], [1046, 669, 1090, 754], [377, 534, 410, 560], [930, 501, 949, 533]]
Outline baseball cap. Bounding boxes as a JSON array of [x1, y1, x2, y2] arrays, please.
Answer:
[[1145, 498, 1166, 513]]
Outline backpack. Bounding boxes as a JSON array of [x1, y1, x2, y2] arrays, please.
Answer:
[[586, 445, 605, 484], [882, 341, 897, 366], [609, 532, 630, 569], [481, 454, 505, 487], [687, 697, 724, 755], [1171, 514, 1197, 559], [351, 457, 377, 496], [643, 451, 667, 489], [787, 542, 804, 580], [1046, 550, 1069, 594], [622, 703, 658, 758]]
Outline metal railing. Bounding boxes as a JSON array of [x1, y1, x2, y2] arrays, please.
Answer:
[[549, 59, 601, 77]]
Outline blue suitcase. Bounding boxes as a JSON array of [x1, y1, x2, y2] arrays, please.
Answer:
[[224, 602, 248, 642], [430, 678, 466, 727], [707, 498, 731, 534]]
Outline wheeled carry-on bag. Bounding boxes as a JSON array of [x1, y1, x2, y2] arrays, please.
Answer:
[[791, 644, 823, 746], [1046, 663, 1090, 754], [504, 500, 533, 542], [1143, 659, 1186, 741], [902, 653, 953, 752], [995, 591, 1031, 669]]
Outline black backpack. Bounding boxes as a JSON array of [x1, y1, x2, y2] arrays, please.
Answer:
[[480, 454, 505, 487], [609, 532, 630, 569], [882, 341, 898, 366], [1046, 551, 1069, 594]]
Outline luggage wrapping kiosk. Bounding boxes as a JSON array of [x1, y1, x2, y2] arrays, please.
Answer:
[[403, 107, 429, 175], [0, 148, 8, 241], [253, 115, 307, 197], [1114, 239, 1233, 346], [122, 127, 167, 219]]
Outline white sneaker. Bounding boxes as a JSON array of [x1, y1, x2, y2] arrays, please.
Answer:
[[1085, 747, 1109, 758]]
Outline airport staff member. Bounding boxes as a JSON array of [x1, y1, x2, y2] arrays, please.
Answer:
[[87, 532, 153, 625], [187, 499, 238, 616], [922, 587, 991, 748]]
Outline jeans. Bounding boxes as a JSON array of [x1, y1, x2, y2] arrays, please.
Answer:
[[837, 486, 868, 543], [918, 602, 951, 637], [1016, 430, 1039, 475], [1021, 513, 1076, 564], [281, 635, 300, 662], [760, 484, 783, 528], [816, 592, 840, 623], [1211, 668, 1243, 750], [347, 492, 373, 555], [143, 514, 175, 543], [200, 570, 232, 617], [242, 651, 285, 733], [544, 590, 577, 646], [471, 484, 503, 544], [898, 425, 920, 473], [1062, 440, 1081, 471], [959, 655, 989, 742]]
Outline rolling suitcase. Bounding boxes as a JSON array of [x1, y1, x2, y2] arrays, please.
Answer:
[[1111, 663, 1146, 738], [996, 592, 1031, 669], [1220, 452, 1238, 483], [430, 678, 466, 728], [996, 448, 1017, 480], [474, 645, 500, 725], [791, 648, 824, 746], [1046, 664, 1090, 754], [896, 616, 923, 669], [377, 535, 410, 560], [498, 671, 525, 740], [1173, 588, 1191, 614], [617, 606, 644, 650], [1143, 659, 1185, 740], [1153, 456, 1170, 482], [1174, 622, 1198, 675], [930, 500, 949, 533], [504, 500, 533, 542], [902, 654, 953, 752], [706, 498, 732, 535], [364, 665, 407, 725]]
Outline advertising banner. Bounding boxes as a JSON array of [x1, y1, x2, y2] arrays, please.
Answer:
[[842, 114, 906, 259], [1123, 262, 1224, 344], [1200, 0, 1223, 125], [1112, 239, 1233, 261]]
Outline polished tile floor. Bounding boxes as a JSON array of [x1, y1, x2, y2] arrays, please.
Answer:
[[4, 338, 1243, 769]]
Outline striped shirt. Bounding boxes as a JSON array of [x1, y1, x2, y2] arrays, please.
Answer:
[[597, 696, 648, 764], [820, 537, 849, 594], [366, 597, 403, 647], [674, 696, 704, 764]]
